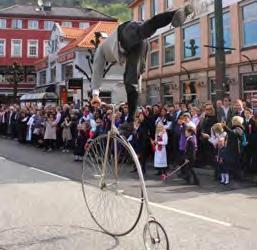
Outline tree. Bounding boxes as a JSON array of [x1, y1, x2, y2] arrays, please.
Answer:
[[80, 0, 131, 22]]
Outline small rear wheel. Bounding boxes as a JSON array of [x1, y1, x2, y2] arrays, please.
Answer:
[[143, 220, 170, 250]]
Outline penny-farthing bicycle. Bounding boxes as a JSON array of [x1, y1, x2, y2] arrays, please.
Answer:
[[82, 105, 169, 249]]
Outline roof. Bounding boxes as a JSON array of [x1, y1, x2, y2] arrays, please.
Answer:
[[61, 27, 86, 39], [0, 4, 117, 21], [59, 21, 119, 54]]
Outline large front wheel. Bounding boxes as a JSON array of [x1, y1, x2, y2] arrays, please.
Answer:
[[82, 133, 144, 236]]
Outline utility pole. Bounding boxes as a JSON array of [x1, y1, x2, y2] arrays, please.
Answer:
[[214, 0, 226, 101]]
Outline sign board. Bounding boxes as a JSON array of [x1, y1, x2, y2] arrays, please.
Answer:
[[68, 78, 83, 89]]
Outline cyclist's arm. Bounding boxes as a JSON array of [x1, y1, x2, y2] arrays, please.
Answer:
[[91, 45, 106, 97]]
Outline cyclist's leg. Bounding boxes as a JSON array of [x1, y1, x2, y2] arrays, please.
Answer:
[[124, 42, 143, 123], [139, 10, 178, 39]]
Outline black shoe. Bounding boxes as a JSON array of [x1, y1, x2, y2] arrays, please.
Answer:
[[130, 168, 137, 173], [171, 5, 194, 28]]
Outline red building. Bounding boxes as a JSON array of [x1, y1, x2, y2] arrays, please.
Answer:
[[0, 2, 116, 102]]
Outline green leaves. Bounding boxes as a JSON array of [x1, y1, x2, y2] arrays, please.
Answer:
[[81, 0, 131, 22]]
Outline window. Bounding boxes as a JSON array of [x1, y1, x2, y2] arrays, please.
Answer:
[[62, 21, 72, 28], [242, 2, 257, 47], [182, 80, 200, 103], [44, 40, 49, 57], [163, 33, 175, 64], [28, 20, 38, 30], [12, 19, 22, 29], [149, 39, 159, 67], [151, 0, 158, 16], [11, 39, 22, 57], [209, 78, 230, 102], [210, 12, 231, 53], [162, 83, 173, 104], [79, 22, 89, 29], [147, 85, 159, 105], [28, 40, 38, 57], [183, 23, 201, 59], [39, 71, 47, 85], [99, 91, 112, 104], [165, 0, 173, 9], [243, 74, 257, 103], [0, 19, 6, 29], [51, 66, 56, 82], [138, 3, 145, 21], [0, 40, 5, 56], [61, 64, 73, 81], [44, 21, 54, 30]]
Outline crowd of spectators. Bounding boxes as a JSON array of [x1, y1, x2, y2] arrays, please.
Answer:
[[0, 96, 256, 185]]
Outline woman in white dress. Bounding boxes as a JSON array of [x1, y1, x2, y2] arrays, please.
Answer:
[[152, 122, 168, 175]]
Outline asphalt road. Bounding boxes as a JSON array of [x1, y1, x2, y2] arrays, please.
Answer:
[[0, 138, 257, 250]]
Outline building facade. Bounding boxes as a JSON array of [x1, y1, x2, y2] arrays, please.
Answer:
[[35, 22, 126, 105], [128, 0, 257, 105], [0, 3, 116, 102]]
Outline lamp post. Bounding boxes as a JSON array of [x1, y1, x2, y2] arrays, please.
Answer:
[[214, 0, 226, 101], [8, 62, 24, 102]]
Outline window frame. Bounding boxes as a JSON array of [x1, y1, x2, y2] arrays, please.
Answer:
[[0, 19, 7, 29], [62, 21, 72, 28], [149, 38, 160, 68], [0, 39, 6, 57], [241, 1, 257, 47], [12, 19, 23, 29], [28, 20, 39, 30], [79, 22, 89, 29], [181, 80, 199, 103], [27, 40, 39, 58], [44, 40, 49, 57], [182, 21, 201, 60], [165, 0, 173, 10], [147, 85, 159, 105], [138, 3, 145, 21], [11, 39, 22, 58], [44, 20, 54, 30], [163, 32, 175, 65], [151, 0, 158, 17], [162, 83, 174, 104], [39, 70, 47, 86]]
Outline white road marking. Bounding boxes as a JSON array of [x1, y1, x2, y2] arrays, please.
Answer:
[[124, 195, 232, 227], [29, 167, 71, 181], [0, 156, 6, 160]]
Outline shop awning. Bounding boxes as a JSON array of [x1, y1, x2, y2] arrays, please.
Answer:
[[20, 92, 58, 101]]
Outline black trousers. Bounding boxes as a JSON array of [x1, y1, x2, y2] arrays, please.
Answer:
[[119, 11, 177, 122]]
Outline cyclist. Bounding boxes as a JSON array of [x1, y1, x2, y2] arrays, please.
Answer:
[[91, 4, 194, 130]]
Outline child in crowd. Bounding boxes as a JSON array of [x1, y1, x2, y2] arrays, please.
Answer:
[[183, 127, 199, 185], [43, 113, 56, 152], [73, 124, 87, 161], [152, 122, 168, 175], [216, 137, 230, 185], [61, 115, 72, 152]]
